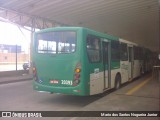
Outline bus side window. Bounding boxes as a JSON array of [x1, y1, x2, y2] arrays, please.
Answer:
[[120, 43, 128, 61], [111, 41, 120, 61], [86, 35, 101, 63], [134, 46, 142, 60]]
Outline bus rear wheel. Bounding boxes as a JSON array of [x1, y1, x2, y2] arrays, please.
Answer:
[[114, 74, 121, 90]]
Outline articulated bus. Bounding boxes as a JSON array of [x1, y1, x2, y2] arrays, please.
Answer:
[[32, 27, 152, 96]]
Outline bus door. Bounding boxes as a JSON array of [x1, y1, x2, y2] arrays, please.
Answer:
[[102, 40, 110, 89], [128, 46, 134, 80]]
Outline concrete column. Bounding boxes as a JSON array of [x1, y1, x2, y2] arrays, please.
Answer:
[[29, 19, 35, 75]]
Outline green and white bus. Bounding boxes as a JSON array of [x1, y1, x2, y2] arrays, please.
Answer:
[[32, 27, 152, 96]]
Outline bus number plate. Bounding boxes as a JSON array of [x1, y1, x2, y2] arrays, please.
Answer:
[[61, 80, 72, 85]]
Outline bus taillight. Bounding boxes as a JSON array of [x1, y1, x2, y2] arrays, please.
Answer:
[[73, 63, 81, 86], [75, 68, 81, 73], [75, 74, 80, 79], [33, 63, 38, 82], [33, 67, 37, 76]]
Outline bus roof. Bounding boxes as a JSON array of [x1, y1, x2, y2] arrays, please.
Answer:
[[35, 27, 119, 41], [119, 38, 138, 46]]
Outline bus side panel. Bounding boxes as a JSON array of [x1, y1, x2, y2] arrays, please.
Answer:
[[79, 28, 90, 96], [90, 71, 104, 95], [110, 62, 120, 88], [120, 61, 129, 83], [133, 60, 141, 78], [84, 30, 104, 95]]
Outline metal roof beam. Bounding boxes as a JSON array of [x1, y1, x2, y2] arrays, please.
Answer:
[[0, 7, 68, 30]]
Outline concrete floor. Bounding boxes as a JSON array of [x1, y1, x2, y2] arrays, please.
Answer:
[[71, 74, 160, 120], [0, 73, 159, 120]]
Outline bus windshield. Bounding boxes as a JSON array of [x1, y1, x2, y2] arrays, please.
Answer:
[[36, 31, 76, 54]]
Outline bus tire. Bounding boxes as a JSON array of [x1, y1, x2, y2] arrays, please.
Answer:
[[114, 73, 121, 90]]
